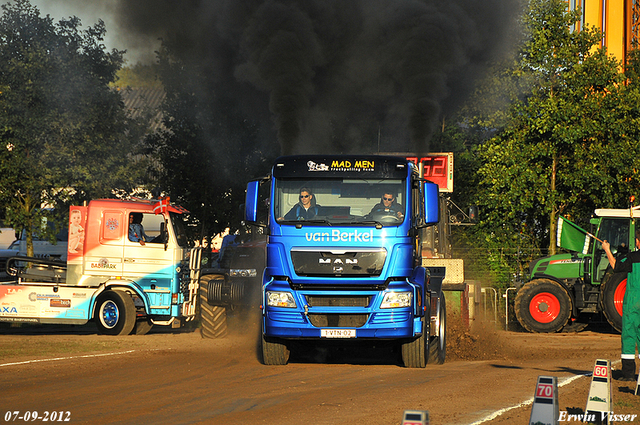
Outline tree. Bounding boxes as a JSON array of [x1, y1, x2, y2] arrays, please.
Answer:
[[474, 0, 640, 282], [113, 63, 162, 89], [0, 0, 143, 255]]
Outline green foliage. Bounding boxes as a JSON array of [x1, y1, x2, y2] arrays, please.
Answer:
[[113, 63, 162, 89], [0, 0, 143, 253], [468, 0, 640, 287]]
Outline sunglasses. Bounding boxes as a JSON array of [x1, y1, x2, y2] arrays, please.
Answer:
[[383, 197, 393, 201], [300, 194, 310, 198]]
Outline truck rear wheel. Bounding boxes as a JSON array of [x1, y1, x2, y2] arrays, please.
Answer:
[[514, 279, 571, 333], [94, 290, 136, 336], [601, 272, 625, 332], [261, 334, 290, 365], [199, 275, 228, 339], [401, 314, 429, 368], [428, 293, 446, 365], [132, 318, 153, 335]]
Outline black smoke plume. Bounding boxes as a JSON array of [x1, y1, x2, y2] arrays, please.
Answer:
[[113, 0, 520, 155]]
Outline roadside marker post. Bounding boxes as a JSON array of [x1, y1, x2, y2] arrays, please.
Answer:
[[529, 375, 559, 425], [401, 410, 429, 425], [585, 359, 612, 422]]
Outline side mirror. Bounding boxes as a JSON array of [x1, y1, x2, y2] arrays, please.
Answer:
[[245, 181, 260, 223], [424, 182, 439, 225]]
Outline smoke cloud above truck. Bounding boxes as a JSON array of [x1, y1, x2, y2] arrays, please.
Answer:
[[112, 0, 519, 154]]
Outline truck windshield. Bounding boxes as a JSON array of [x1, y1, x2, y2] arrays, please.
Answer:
[[274, 178, 406, 226], [170, 212, 190, 247]]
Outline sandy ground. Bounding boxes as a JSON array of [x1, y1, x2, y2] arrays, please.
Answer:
[[0, 314, 638, 424]]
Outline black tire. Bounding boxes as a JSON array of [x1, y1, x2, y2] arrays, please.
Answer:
[[560, 314, 590, 333], [199, 275, 228, 339], [401, 313, 429, 368], [601, 272, 626, 333], [94, 290, 136, 336], [261, 333, 290, 365], [514, 279, 572, 333], [428, 293, 446, 365], [132, 318, 153, 335]]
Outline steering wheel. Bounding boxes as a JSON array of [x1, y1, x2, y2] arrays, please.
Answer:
[[370, 211, 402, 224]]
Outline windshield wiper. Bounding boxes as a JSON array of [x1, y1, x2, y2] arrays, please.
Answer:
[[297, 219, 332, 226], [278, 219, 332, 228], [350, 220, 383, 229]]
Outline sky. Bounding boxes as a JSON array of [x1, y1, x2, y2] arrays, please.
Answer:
[[30, 0, 158, 64]]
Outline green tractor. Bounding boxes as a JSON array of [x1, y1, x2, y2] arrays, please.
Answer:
[[515, 207, 637, 333]]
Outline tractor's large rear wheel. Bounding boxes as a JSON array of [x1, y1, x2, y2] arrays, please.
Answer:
[[601, 272, 626, 333], [199, 275, 228, 339], [515, 279, 572, 333]]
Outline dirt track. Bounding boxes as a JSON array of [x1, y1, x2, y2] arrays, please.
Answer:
[[0, 315, 638, 425]]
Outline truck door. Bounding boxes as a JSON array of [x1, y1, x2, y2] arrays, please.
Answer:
[[122, 212, 174, 296]]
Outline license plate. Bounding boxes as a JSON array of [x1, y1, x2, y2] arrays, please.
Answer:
[[321, 329, 356, 338]]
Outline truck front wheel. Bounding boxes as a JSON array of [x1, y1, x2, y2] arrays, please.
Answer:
[[401, 313, 429, 368], [94, 290, 136, 336], [261, 334, 290, 365], [132, 318, 154, 335], [601, 272, 625, 332], [514, 279, 571, 333]]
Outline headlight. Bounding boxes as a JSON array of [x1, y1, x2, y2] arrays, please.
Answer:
[[380, 291, 412, 309], [266, 291, 297, 308], [230, 269, 257, 277]]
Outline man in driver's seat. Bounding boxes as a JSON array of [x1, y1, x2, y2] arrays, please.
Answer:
[[369, 192, 404, 219], [279, 187, 319, 221]]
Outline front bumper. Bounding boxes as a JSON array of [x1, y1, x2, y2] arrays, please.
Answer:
[[262, 279, 423, 339]]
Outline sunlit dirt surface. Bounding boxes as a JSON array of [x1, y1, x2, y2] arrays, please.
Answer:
[[0, 313, 635, 425]]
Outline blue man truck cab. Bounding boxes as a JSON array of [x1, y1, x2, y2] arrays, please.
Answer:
[[245, 155, 446, 367]]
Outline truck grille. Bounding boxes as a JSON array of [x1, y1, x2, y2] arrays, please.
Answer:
[[305, 295, 371, 307], [308, 313, 369, 328], [291, 249, 386, 276]]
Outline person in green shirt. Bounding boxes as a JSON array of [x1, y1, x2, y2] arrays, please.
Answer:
[[603, 229, 640, 381]]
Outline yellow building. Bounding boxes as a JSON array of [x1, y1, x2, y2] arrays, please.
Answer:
[[568, 0, 639, 63]]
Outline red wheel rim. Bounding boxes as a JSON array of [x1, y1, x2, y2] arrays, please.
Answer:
[[614, 278, 627, 317], [529, 292, 561, 323]]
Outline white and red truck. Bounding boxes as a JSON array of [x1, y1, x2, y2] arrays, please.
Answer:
[[0, 198, 203, 335]]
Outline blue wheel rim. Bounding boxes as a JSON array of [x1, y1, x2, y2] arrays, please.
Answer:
[[101, 300, 119, 329]]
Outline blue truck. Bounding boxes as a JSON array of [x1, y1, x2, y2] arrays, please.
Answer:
[[244, 155, 447, 367]]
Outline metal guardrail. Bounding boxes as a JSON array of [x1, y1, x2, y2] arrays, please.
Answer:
[[503, 287, 518, 330], [481, 287, 498, 323]]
